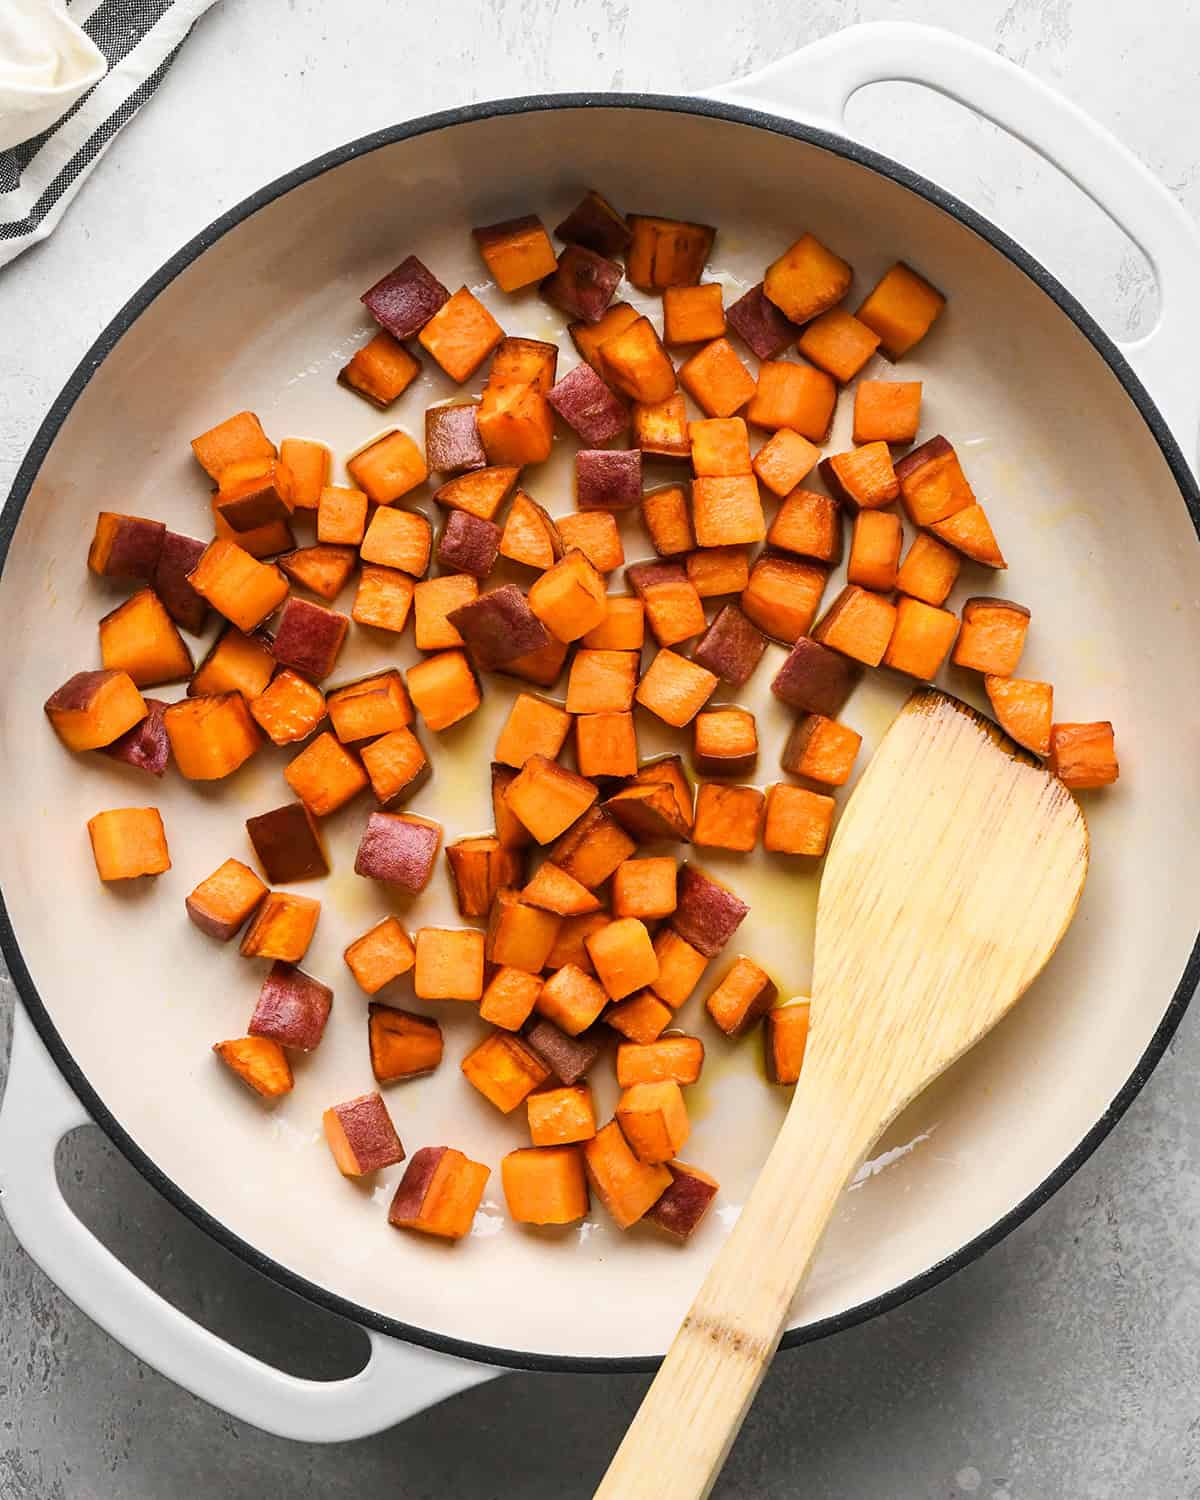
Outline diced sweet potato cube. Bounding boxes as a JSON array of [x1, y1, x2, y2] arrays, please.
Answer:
[[847, 510, 903, 593], [726, 281, 800, 360], [213, 1036, 293, 1099], [552, 807, 636, 888], [609, 856, 675, 921], [635, 648, 717, 727], [86, 807, 169, 881], [571, 302, 640, 369], [164, 694, 261, 779], [250, 670, 326, 746], [284, 731, 367, 815], [985, 675, 1054, 758], [604, 991, 673, 1045], [686, 546, 751, 598], [187, 858, 267, 940], [347, 429, 428, 505], [191, 627, 274, 701], [426, 403, 487, 477], [462, 1030, 551, 1113], [504, 754, 598, 843], [767, 488, 843, 566], [633, 392, 691, 460], [487, 889, 563, 971], [489, 335, 558, 392], [679, 338, 756, 419], [502, 1145, 589, 1225], [1049, 722, 1119, 788], [742, 555, 828, 645], [616, 1035, 705, 1088], [45, 669, 147, 752], [564, 650, 636, 716], [556, 511, 625, 573], [355, 811, 442, 892], [602, 782, 689, 843], [339, 331, 421, 408], [647, 1160, 720, 1239], [896, 532, 961, 607], [763, 783, 835, 856], [152, 530, 209, 632], [529, 549, 609, 642], [576, 448, 642, 514], [662, 282, 725, 345], [797, 307, 880, 383], [323, 1093, 405, 1176], [326, 670, 412, 744], [753, 429, 821, 497], [930, 504, 1006, 569], [626, 215, 714, 289], [546, 913, 611, 974], [414, 927, 485, 1001], [576, 711, 639, 779], [747, 360, 836, 441], [764, 233, 852, 323], [492, 763, 533, 851], [411, 574, 475, 651], [492, 693, 570, 769], [435, 465, 519, 523], [87, 512, 164, 579], [692, 783, 764, 853], [641, 485, 694, 557], [689, 418, 751, 479], [272, 596, 349, 682], [188, 540, 288, 634], [210, 500, 294, 561], [210, 453, 292, 532], [245, 801, 328, 882], [435, 513, 499, 581], [771, 636, 860, 717], [418, 285, 504, 382], [479, 967, 543, 1031], [278, 544, 357, 603], [586, 916, 658, 1001], [581, 596, 644, 652], [191, 410, 275, 481], [672, 864, 747, 957], [617, 1080, 689, 1164], [445, 836, 523, 918], [528, 1084, 597, 1145], [316, 486, 368, 546], [952, 597, 1030, 676], [477, 380, 554, 467], [627, 560, 705, 648], [102, 696, 169, 776], [582, 1120, 672, 1229], [406, 649, 481, 730], [883, 596, 959, 680], [279, 438, 330, 511], [555, 189, 631, 257], [522, 862, 601, 917], [632, 753, 695, 829], [691, 604, 766, 689], [764, 1001, 811, 1084], [599, 316, 677, 405], [546, 361, 628, 445], [361, 255, 450, 339], [536, 962, 609, 1034], [361, 726, 429, 807], [524, 1019, 602, 1085], [857, 261, 945, 358], [705, 956, 778, 1037], [650, 929, 709, 1008], [895, 435, 975, 529], [448, 585, 550, 672], [240, 895, 321, 964], [473, 213, 557, 291], [359, 507, 430, 578], [853, 380, 923, 445], [388, 1147, 490, 1240], [814, 584, 897, 667], [781, 714, 862, 787], [344, 917, 415, 995], [490, 633, 567, 686], [368, 1003, 443, 1081], [823, 448, 899, 520], [693, 707, 757, 779], [541, 243, 623, 323], [497, 492, 561, 573]]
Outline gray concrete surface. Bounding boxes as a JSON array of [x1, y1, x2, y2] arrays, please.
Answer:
[[4, 1, 1200, 1495]]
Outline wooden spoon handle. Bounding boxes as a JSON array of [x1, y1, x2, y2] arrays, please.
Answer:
[[594, 1073, 874, 1500]]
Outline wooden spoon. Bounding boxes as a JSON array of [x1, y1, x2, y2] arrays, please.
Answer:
[[595, 689, 1088, 1500]]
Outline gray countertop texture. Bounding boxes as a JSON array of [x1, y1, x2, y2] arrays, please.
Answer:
[[4, 1, 1200, 1495]]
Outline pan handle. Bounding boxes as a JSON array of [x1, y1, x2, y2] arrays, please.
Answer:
[[0, 1004, 497, 1441], [707, 21, 1200, 468]]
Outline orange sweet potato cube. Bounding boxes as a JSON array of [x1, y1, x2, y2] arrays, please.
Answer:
[[477, 381, 554, 467], [599, 316, 677, 405], [406, 650, 480, 731], [445, 836, 523, 918], [504, 754, 598, 843], [641, 485, 695, 557], [689, 417, 752, 478], [326, 669, 412, 742], [820, 442, 899, 512], [753, 428, 821, 497], [339, 331, 421, 408], [685, 546, 751, 598], [388, 1147, 490, 1239], [44, 669, 147, 752], [462, 1030, 551, 1113], [480, 966, 543, 1031], [344, 916, 416, 994], [813, 584, 897, 667], [985, 676, 1054, 758], [528, 549, 609, 642], [679, 338, 756, 419], [952, 597, 1030, 676], [857, 262, 945, 358], [691, 475, 765, 547], [163, 694, 261, 779], [611, 856, 677, 921], [527, 1084, 597, 1146], [574, 707, 638, 780], [502, 1145, 589, 1225], [347, 429, 428, 505], [191, 410, 275, 480], [555, 511, 625, 575], [650, 929, 708, 1008], [705, 955, 777, 1037], [582, 1120, 672, 1228], [764, 1001, 811, 1084], [99, 589, 193, 687], [741, 555, 828, 644], [323, 1093, 405, 1176], [435, 465, 519, 521], [616, 1035, 705, 1087], [209, 499, 294, 561], [418, 285, 504, 382], [521, 862, 600, 917], [895, 435, 975, 528], [604, 991, 673, 1045], [486, 889, 563, 971], [929, 504, 1006, 569], [188, 540, 288, 633], [239, 891, 320, 961], [473, 214, 557, 291], [847, 509, 903, 592], [186, 857, 267, 940], [489, 335, 559, 392], [278, 543, 356, 601], [691, 783, 764, 853], [628, 563, 705, 649], [413, 574, 478, 650], [895, 532, 961, 607], [360, 506, 432, 577], [853, 380, 923, 445], [213, 1036, 293, 1098], [1049, 722, 1119, 789], [212, 456, 295, 533], [250, 669, 327, 746], [414, 927, 485, 1001], [763, 783, 835, 856], [635, 649, 717, 728], [361, 725, 429, 807], [495, 693, 572, 767], [693, 706, 758, 779], [572, 302, 640, 369], [317, 485, 368, 546], [546, 912, 611, 974], [190, 626, 274, 699], [626, 215, 714, 290], [284, 731, 368, 815], [552, 807, 636, 889], [766, 488, 843, 566], [882, 597, 959, 680], [586, 916, 658, 1001], [536, 962, 609, 1035], [581, 595, 644, 651], [279, 438, 331, 510], [780, 714, 862, 786], [86, 807, 170, 881], [368, 1003, 443, 1082], [616, 1080, 690, 1164], [662, 283, 725, 345], [632, 392, 691, 460], [499, 491, 562, 571], [763, 233, 852, 323], [566, 649, 638, 715], [797, 307, 880, 383], [746, 360, 836, 441]]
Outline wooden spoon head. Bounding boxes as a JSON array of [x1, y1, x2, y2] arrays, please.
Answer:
[[810, 688, 1088, 1128]]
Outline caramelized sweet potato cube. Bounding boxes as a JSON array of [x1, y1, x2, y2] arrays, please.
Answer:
[[641, 485, 695, 557], [326, 670, 412, 743], [388, 1147, 490, 1240], [355, 811, 442, 892], [771, 636, 860, 717], [853, 380, 923, 445], [635, 649, 717, 727], [151, 530, 209, 632], [742, 554, 830, 645], [604, 991, 673, 1045], [764, 783, 835, 856], [278, 544, 357, 603], [895, 532, 961, 607], [406, 649, 481, 730], [536, 963, 609, 1035], [418, 285, 504, 382], [546, 912, 611, 974], [250, 669, 326, 746], [446, 836, 523, 918], [414, 927, 485, 1001], [164, 694, 261, 779], [339, 331, 421, 408], [499, 491, 562, 571], [857, 262, 945, 358], [528, 1083, 597, 1145], [626, 215, 714, 290], [582, 595, 644, 651], [240, 894, 321, 963], [505, 754, 598, 843], [627, 560, 705, 648], [463, 1030, 551, 1113], [576, 448, 642, 513], [691, 604, 766, 688], [445, 585, 548, 672], [895, 435, 974, 528], [705, 956, 777, 1037], [672, 864, 747, 957], [347, 430, 428, 506], [632, 753, 695, 830], [575, 713, 638, 782], [368, 1002, 442, 1081], [488, 334, 558, 392], [272, 596, 349, 682], [209, 500, 294, 563], [188, 540, 288, 633], [747, 360, 836, 441], [582, 1120, 672, 1229], [541, 243, 623, 323], [487, 889, 563, 971], [689, 417, 751, 479], [952, 597, 1030, 676], [726, 281, 800, 360], [552, 807, 636, 888], [316, 485, 368, 546], [213, 456, 295, 532], [616, 1035, 705, 1088], [814, 584, 897, 668], [473, 213, 557, 291], [556, 511, 625, 573], [249, 960, 330, 1044], [586, 916, 658, 1001], [522, 862, 600, 917], [692, 783, 764, 853], [764, 233, 852, 323], [602, 782, 689, 843], [411, 575, 476, 651], [279, 438, 330, 511], [87, 512, 164, 579], [555, 189, 631, 256], [820, 442, 899, 512], [930, 504, 1006, 569], [1049, 722, 1119, 788], [985, 675, 1054, 758], [647, 1160, 719, 1239], [191, 627, 274, 700], [480, 966, 543, 1031], [245, 801, 328, 882], [566, 649, 637, 715], [767, 488, 843, 567], [753, 429, 821, 497], [361, 726, 429, 807], [97, 590, 193, 688], [781, 714, 862, 786], [612, 857, 677, 920], [359, 507, 430, 579], [86, 807, 169, 881], [599, 316, 677, 405], [847, 510, 903, 593], [425, 403, 487, 478], [362, 255, 450, 339], [679, 338, 756, 419], [323, 1093, 405, 1176], [213, 1037, 292, 1099], [435, 465, 519, 523], [571, 301, 640, 369], [102, 696, 169, 776], [617, 1080, 689, 1164], [502, 1145, 589, 1225], [764, 1001, 811, 1084], [494, 692, 572, 768], [633, 392, 691, 461], [883, 596, 959, 680], [524, 1018, 603, 1085], [663, 283, 725, 345], [546, 361, 627, 444], [344, 917, 415, 994], [528, 549, 608, 642], [650, 929, 708, 1008], [492, 763, 534, 851], [191, 410, 275, 481], [477, 380, 554, 467], [284, 731, 367, 815], [693, 707, 758, 778], [797, 307, 880, 383], [435, 511, 500, 580], [686, 546, 751, 598]]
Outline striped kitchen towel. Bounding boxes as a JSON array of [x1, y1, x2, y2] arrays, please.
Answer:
[[0, 0, 220, 271]]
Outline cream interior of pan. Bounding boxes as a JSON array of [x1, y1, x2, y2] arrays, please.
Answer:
[[2, 106, 1197, 1363]]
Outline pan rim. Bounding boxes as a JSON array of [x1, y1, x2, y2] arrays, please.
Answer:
[[2, 89, 1197, 1377]]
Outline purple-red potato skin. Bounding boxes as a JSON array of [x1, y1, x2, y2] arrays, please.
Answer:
[[672, 864, 749, 958], [246, 802, 329, 883], [436, 511, 501, 578], [425, 404, 487, 476], [102, 697, 169, 775], [547, 363, 628, 444], [88, 513, 165, 579], [554, 190, 632, 259], [325, 1092, 405, 1174], [523, 1019, 602, 1086], [770, 636, 861, 717], [577, 449, 642, 511], [355, 812, 442, 892], [447, 584, 551, 670], [388, 1146, 445, 1224], [152, 532, 209, 632], [361, 255, 450, 340], [272, 598, 349, 683], [690, 605, 767, 687], [647, 1161, 719, 1239], [248, 962, 332, 1051], [541, 244, 623, 323], [726, 283, 801, 360]]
